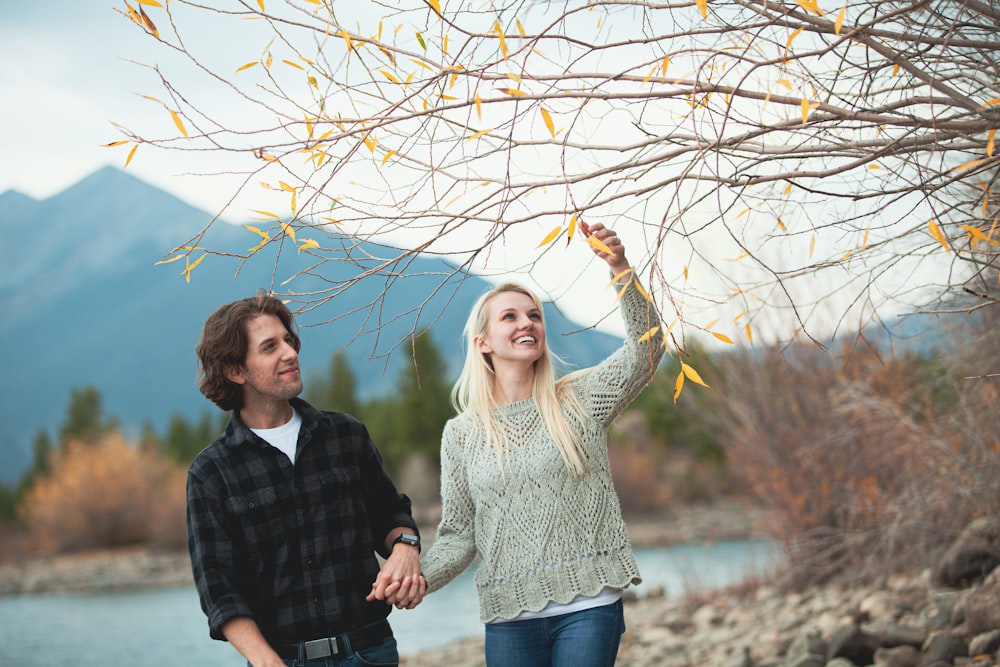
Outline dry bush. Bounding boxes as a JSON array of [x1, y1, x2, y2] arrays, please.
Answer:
[[18, 432, 187, 553], [716, 339, 1000, 589]]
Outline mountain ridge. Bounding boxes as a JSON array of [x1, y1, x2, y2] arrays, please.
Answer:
[[0, 168, 621, 484]]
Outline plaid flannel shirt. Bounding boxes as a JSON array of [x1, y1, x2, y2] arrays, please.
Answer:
[[186, 398, 417, 642]]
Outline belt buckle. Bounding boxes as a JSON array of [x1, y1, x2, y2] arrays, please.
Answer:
[[304, 637, 338, 660]]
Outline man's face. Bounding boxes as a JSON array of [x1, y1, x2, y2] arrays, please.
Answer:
[[229, 313, 302, 406]]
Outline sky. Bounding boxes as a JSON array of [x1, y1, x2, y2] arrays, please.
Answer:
[[0, 1, 645, 336]]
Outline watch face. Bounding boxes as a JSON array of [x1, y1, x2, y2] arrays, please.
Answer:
[[400, 534, 419, 546]]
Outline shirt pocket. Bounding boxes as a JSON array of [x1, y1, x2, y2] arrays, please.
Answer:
[[226, 486, 286, 558], [316, 466, 365, 539]]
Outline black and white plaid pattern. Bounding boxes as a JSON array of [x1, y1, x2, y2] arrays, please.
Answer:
[[187, 398, 417, 642]]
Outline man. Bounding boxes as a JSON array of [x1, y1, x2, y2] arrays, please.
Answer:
[[187, 291, 425, 667]]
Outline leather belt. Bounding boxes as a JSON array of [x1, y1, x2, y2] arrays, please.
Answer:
[[274, 619, 392, 660]]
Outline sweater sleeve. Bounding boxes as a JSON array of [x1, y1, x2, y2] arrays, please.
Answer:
[[420, 418, 478, 593], [574, 276, 665, 427]]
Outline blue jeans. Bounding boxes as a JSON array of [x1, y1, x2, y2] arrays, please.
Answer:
[[255, 635, 398, 667], [484, 599, 625, 667]]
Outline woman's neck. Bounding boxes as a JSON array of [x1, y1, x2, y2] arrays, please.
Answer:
[[490, 362, 536, 405]]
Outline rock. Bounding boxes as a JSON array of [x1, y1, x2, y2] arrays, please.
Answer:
[[827, 622, 879, 666], [962, 568, 1000, 636], [969, 630, 1000, 657], [933, 517, 1000, 589], [921, 631, 969, 665], [874, 645, 921, 667]]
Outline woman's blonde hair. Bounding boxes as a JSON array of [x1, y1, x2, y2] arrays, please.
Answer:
[[451, 283, 589, 476]]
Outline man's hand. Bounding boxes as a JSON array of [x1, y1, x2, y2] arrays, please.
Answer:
[[367, 530, 427, 609]]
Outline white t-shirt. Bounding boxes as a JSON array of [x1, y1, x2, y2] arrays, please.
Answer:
[[250, 409, 302, 463]]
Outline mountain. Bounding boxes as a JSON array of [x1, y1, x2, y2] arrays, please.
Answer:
[[0, 167, 621, 484]]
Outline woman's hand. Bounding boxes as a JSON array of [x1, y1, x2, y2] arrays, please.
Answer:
[[579, 221, 630, 276]]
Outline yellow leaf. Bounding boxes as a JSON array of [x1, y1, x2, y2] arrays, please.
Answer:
[[250, 209, 281, 220], [961, 224, 1000, 246], [951, 158, 986, 173], [235, 61, 260, 73], [507, 73, 523, 84], [244, 224, 270, 240], [169, 110, 188, 138], [987, 129, 996, 157], [364, 135, 377, 153], [695, 0, 707, 19], [783, 182, 793, 195], [443, 36, 449, 55], [381, 149, 397, 165], [928, 219, 951, 252], [341, 29, 354, 52], [381, 70, 400, 83], [642, 65, 657, 84], [712, 332, 734, 344], [567, 213, 577, 244], [787, 26, 803, 49], [634, 280, 652, 302], [776, 79, 793, 89], [801, 97, 818, 124], [124, 143, 138, 168], [835, 7, 846, 34], [182, 254, 205, 283], [777, 218, 787, 231], [283, 59, 303, 70], [794, 0, 823, 15], [281, 222, 296, 242], [745, 324, 753, 344], [607, 268, 634, 285], [474, 93, 482, 119], [428, 0, 441, 17], [409, 59, 432, 70], [540, 108, 555, 138], [809, 233, 816, 257], [661, 56, 670, 79], [516, 19, 526, 36], [298, 238, 320, 252], [495, 21, 508, 59], [537, 225, 562, 247], [104, 140, 130, 147], [638, 326, 661, 343], [498, 88, 526, 96], [257, 0, 264, 10], [891, 63, 900, 77], [586, 235, 613, 255], [467, 128, 493, 141], [673, 371, 684, 403], [155, 254, 185, 265], [980, 98, 1000, 108], [440, 94, 458, 100], [681, 362, 709, 387], [137, 0, 163, 7], [278, 181, 296, 193]]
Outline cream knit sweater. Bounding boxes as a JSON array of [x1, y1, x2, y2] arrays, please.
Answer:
[[421, 280, 665, 622]]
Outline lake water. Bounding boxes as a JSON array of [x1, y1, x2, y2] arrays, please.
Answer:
[[0, 540, 779, 666]]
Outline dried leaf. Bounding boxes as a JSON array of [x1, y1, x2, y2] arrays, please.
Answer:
[[124, 143, 138, 168], [250, 209, 281, 220], [236, 61, 260, 73], [951, 158, 986, 173], [928, 219, 951, 252], [638, 326, 661, 343], [695, 0, 707, 19], [586, 235, 613, 255], [681, 362, 709, 387], [467, 128, 494, 141], [416, 32, 426, 51], [497, 88, 526, 96], [283, 59, 303, 70], [673, 370, 684, 403], [786, 26, 803, 49], [988, 129, 996, 157], [537, 225, 562, 248], [712, 332, 734, 344], [428, 0, 441, 17], [474, 93, 482, 119], [381, 70, 400, 83], [835, 6, 846, 34], [137, 0, 164, 6], [567, 213, 577, 244], [961, 224, 1000, 246], [495, 21, 508, 59], [279, 181, 296, 193], [169, 110, 189, 138], [182, 254, 205, 283], [281, 222, 296, 243], [298, 238, 320, 252], [745, 324, 753, 344], [540, 108, 555, 138], [381, 149, 397, 166]]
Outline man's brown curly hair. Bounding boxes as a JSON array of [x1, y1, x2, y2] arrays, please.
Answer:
[[196, 290, 301, 411]]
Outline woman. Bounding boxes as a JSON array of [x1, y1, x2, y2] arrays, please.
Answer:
[[417, 222, 666, 667]]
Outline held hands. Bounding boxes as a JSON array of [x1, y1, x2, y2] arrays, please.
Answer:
[[366, 540, 426, 610], [579, 221, 630, 276]]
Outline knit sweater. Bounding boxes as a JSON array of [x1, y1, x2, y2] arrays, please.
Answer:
[[420, 279, 665, 622]]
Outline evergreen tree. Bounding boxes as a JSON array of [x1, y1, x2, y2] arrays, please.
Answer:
[[58, 386, 118, 446], [394, 331, 454, 465], [307, 350, 361, 416]]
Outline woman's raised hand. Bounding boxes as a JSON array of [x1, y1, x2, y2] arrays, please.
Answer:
[[579, 221, 630, 275]]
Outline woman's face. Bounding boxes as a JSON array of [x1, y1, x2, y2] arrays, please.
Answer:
[[476, 290, 546, 368]]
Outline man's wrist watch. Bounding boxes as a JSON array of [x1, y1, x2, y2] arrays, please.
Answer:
[[392, 532, 421, 553]]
